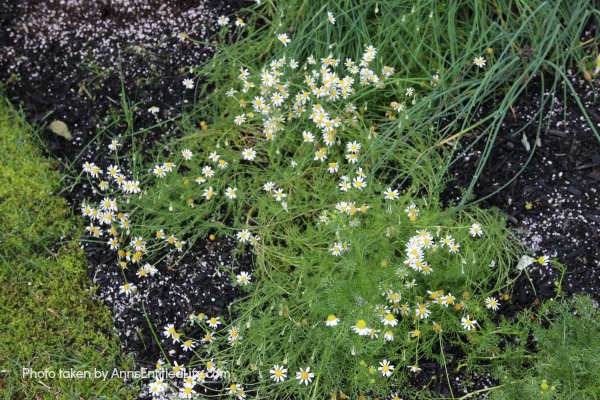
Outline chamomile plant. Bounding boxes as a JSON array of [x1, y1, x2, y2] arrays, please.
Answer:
[[72, 0, 599, 397], [160, 46, 525, 398], [75, 39, 529, 397]]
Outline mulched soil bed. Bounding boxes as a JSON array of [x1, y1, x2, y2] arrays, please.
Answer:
[[403, 72, 600, 396], [86, 235, 252, 371], [1, 0, 244, 204], [0, 0, 250, 387], [442, 71, 600, 306], [2, 1, 599, 397]]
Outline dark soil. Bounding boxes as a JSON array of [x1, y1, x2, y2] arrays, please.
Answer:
[[442, 72, 600, 306], [0, 0, 244, 205], [2, 1, 599, 398], [85, 235, 252, 374], [0, 0, 251, 393]]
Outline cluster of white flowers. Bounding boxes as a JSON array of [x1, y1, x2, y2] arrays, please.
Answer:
[[147, 354, 231, 398]]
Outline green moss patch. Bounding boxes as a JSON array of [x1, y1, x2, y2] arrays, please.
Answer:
[[0, 100, 135, 399]]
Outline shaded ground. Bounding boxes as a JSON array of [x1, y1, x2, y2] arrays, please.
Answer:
[[1, 1, 599, 398], [1, 0, 243, 196], [0, 0, 250, 391], [442, 71, 600, 306], [86, 236, 252, 389]]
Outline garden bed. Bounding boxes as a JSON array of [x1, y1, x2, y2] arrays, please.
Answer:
[[1, 0, 250, 393], [2, 1, 599, 398], [442, 71, 600, 305]]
